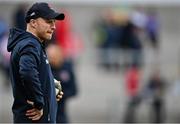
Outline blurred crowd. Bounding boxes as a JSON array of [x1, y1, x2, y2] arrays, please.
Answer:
[[93, 6, 169, 123], [93, 7, 160, 71]]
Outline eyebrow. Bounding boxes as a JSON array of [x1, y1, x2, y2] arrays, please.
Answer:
[[42, 18, 55, 22]]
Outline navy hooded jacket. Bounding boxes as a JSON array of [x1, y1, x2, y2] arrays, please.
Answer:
[[7, 28, 57, 123]]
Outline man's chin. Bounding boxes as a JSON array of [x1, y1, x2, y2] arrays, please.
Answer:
[[41, 38, 52, 43], [44, 36, 52, 41]]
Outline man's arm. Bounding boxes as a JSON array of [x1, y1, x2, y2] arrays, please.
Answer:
[[19, 44, 44, 115]]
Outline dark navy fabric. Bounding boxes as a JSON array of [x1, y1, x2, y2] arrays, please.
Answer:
[[7, 28, 57, 123]]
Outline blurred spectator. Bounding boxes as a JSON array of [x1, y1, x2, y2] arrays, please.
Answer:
[[123, 64, 142, 123], [94, 8, 126, 71], [146, 9, 160, 50], [53, 11, 82, 122], [146, 70, 167, 123], [0, 32, 10, 88], [121, 20, 143, 68], [13, 3, 27, 30], [53, 12, 81, 122], [0, 18, 9, 88], [0, 18, 8, 39], [46, 43, 78, 123], [55, 10, 83, 62], [130, 7, 147, 31]]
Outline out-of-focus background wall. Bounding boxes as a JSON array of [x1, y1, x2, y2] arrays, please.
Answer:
[[1, 0, 180, 123]]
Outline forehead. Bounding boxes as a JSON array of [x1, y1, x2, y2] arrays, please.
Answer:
[[36, 17, 55, 22]]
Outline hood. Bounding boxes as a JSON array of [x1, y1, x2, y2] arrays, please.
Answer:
[[7, 28, 31, 52]]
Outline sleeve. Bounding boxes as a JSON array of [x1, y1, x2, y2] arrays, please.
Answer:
[[19, 43, 44, 110]]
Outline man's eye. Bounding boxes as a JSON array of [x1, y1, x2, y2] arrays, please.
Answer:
[[46, 20, 51, 23], [46, 20, 55, 23]]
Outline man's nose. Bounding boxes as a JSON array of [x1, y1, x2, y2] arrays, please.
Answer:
[[52, 25, 56, 30], [51, 22, 56, 30]]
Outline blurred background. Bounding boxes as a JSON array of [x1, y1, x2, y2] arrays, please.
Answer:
[[0, 0, 180, 123]]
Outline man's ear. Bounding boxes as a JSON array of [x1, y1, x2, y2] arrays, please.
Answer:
[[29, 19, 37, 28]]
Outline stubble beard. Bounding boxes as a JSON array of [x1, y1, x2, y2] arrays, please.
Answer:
[[39, 33, 53, 42]]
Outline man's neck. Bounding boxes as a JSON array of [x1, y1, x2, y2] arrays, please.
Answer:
[[26, 28, 44, 43]]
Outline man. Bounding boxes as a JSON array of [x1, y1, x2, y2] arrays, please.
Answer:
[[7, 2, 64, 123]]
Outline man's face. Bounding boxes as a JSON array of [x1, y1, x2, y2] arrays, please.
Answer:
[[34, 18, 56, 41]]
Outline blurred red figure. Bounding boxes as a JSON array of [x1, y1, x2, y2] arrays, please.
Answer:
[[125, 64, 140, 97], [54, 10, 82, 123], [124, 64, 141, 123], [55, 10, 83, 60]]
